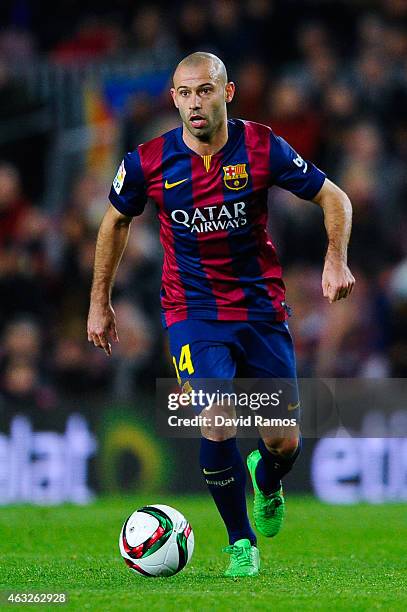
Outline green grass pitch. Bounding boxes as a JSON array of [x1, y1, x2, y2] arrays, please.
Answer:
[[0, 495, 406, 611]]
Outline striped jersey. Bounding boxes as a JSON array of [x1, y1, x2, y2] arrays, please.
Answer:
[[109, 119, 326, 328]]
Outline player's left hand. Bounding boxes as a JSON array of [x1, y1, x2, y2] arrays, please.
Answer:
[[322, 256, 355, 303]]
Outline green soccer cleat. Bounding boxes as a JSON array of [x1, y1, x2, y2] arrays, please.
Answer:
[[247, 450, 285, 538], [223, 538, 260, 577]]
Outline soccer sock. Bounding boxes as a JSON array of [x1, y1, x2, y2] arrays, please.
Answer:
[[200, 437, 256, 545], [255, 437, 302, 496]]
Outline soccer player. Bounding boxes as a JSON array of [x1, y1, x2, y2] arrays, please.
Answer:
[[87, 52, 355, 577]]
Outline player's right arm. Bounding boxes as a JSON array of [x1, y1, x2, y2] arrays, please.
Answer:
[[87, 205, 132, 356], [87, 149, 148, 356]]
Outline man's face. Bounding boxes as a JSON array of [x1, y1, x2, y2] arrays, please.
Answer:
[[171, 61, 235, 141]]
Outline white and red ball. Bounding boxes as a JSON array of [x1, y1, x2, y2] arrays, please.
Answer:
[[119, 504, 194, 577]]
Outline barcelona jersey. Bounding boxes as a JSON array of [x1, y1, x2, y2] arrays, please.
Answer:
[[109, 119, 326, 328]]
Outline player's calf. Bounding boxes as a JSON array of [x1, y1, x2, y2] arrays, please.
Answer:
[[200, 436, 256, 548], [257, 436, 300, 494]]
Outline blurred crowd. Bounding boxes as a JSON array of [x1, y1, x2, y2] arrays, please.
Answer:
[[0, 0, 407, 412]]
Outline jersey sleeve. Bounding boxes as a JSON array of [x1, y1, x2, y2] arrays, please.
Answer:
[[269, 131, 326, 200], [108, 149, 147, 217]]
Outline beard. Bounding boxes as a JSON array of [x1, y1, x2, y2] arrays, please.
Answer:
[[186, 123, 212, 141]]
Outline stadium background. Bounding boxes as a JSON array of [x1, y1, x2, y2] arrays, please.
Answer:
[[0, 0, 407, 506]]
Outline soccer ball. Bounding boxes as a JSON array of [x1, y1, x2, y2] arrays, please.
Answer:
[[119, 504, 194, 577]]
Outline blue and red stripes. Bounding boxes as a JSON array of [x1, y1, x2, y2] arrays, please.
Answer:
[[139, 136, 186, 327], [243, 121, 286, 320], [190, 154, 248, 320]]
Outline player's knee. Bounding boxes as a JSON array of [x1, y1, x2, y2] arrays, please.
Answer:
[[200, 403, 237, 441], [201, 427, 236, 442], [262, 436, 300, 457]]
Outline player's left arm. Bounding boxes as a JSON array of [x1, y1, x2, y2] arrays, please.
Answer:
[[269, 131, 355, 303], [312, 178, 355, 303]]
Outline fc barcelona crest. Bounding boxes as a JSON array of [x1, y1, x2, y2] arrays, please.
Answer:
[[223, 163, 248, 190]]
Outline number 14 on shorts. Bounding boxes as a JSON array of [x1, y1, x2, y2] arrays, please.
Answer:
[[172, 343, 195, 384]]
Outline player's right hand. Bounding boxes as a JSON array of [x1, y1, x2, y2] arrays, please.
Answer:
[[87, 303, 119, 356]]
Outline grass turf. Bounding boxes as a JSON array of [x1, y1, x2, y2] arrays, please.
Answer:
[[0, 495, 406, 611]]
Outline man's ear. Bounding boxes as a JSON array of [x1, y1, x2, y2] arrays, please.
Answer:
[[225, 82, 235, 104], [170, 88, 179, 109]]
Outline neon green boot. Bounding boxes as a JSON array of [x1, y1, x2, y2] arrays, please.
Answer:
[[247, 450, 285, 538], [223, 538, 260, 577]]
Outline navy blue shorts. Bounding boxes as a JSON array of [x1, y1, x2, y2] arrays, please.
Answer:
[[167, 320, 299, 416]]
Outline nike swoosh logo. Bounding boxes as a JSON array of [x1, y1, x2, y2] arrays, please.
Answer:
[[164, 178, 188, 189], [202, 466, 233, 475], [288, 401, 300, 411]]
